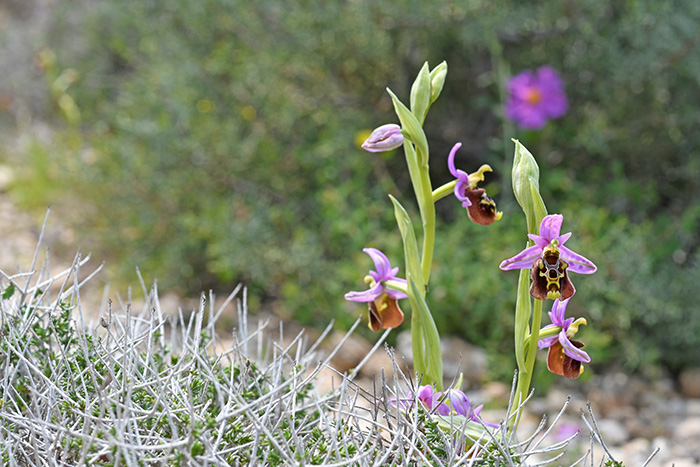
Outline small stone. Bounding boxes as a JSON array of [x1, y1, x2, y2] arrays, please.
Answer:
[[327, 332, 372, 373], [483, 381, 510, 404], [396, 331, 488, 387], [0, 165, 14, 192], [440, 336, 488, 387], [358, 347, 410, 382], [673, 417, 700, 450], [679, 368, 700, 398], [595, 418, 629, 446], [620, 438, 651, 466], [687, 399, 700, 416], [663, 458, 700, 467]]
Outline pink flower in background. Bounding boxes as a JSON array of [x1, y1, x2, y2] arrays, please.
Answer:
[[505, 66, 568, 130]]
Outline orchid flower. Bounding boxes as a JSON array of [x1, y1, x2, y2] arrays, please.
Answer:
[[361, 124, 404, 152], [499, 214, 596, 300], [443, 388, 499, 428], [345, 248, 407, 331], [391, 385, 498, 428], [447, 143, 502, 225], [390, 384, 450, 415], [538, 297, 590, 379]]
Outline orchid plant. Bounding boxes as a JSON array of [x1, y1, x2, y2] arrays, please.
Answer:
[[345, 62, 597, 437], [346, 61, 501, 394]]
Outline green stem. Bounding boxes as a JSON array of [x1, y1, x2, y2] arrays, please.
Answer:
[[432, 180, 457, 203], [522, 325, 561, 349], [513, 299, 543, 424], [418, 159, 435, 285]]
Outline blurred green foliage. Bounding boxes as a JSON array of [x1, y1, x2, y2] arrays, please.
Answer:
[[4, 0, 700, 375]]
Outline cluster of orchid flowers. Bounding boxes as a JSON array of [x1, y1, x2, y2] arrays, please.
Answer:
[[346, 129, 502, 331], [500, 213, 597, 378], [343, 61, 596, 435], [348, 130, 597, 380]]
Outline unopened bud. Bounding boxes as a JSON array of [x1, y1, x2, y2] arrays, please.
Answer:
[[361, 124, 404, 152]]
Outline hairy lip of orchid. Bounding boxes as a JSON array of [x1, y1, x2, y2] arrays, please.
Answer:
[[537, 298, 590, 379], [500, 214, 596, 300], [344, 248, 408, 331], [447, 143, 502, 225]]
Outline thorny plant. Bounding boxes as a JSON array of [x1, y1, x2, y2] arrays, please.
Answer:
[[0, 212, 660, 465]]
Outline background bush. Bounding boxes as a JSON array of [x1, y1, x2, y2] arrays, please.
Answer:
[[2, 0, 700, 375]]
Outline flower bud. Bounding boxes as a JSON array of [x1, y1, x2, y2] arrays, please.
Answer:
[[410, 62, 431, 123], [429, 61, 447, 105], [511, 139, 547, 234], [361, 124, 404, 152]]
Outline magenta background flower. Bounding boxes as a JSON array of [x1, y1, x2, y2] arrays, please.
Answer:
[[505, 66, 568, 130]]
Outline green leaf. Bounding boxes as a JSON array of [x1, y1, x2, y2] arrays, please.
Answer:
[[387, 88, 429, 165], [410, 62, 431, 125], [434, 414, 488, 439], [530, 179, 548, 231], [402, 141, 425, 204], [408, 275, 443, 390], [513, 265, 531, 372], [2, 283, 15, 300], [389, 195, 423, 295]]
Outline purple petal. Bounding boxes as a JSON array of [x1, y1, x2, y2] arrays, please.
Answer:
[[417, 385, 434, 401], [539, 214, 563, 241], [505, 67, 567, 129], [435, 401, 451, 416], [363, 248, 391, 280], [384, 287, 408, 300], [559, 332, 591, 363], [560, 245, 597, 274], [499, 244, 543, 270], [447, 389, 471, 417], [344, 282, 383, 302], [454, 178, 472, 207], [538, 335, 559, 350], [550, 297, 570, 326], [528, 234, 549, 250], [362, 124, 404, 152], [447, 143, 462, 178], [556, 232, 572, 245]]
